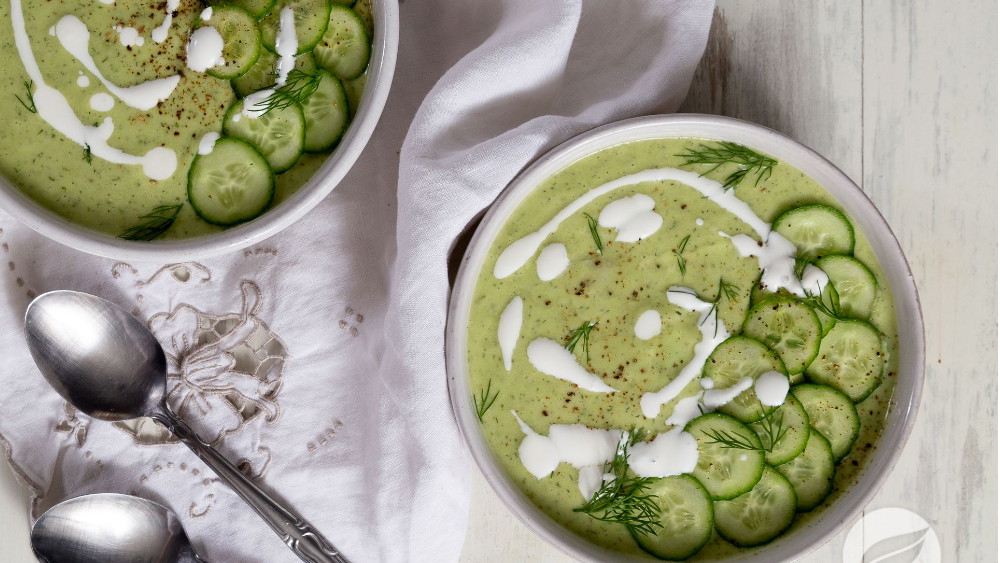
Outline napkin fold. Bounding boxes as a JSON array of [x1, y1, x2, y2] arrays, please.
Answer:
[[0, 1, 713, 561]]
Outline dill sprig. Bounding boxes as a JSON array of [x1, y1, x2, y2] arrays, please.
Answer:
[[584, 213, 603, 254], [118, 203, 183, 241], [252, 69, 323, 115], [752, 402, 789, 453], [804, 283, 843, 320], [700, 277, 740, 336], [473, 379, 500, 422], [83, 144, 92, 164], [677, 141, 777, 191], [574, 430, 663, 538], [565, 321, 597, 364], [674, 234, 691, 276], [15, 80, 37, 113], [702, 428, 763, 451]]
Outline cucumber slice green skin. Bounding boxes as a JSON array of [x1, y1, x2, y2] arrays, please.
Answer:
[[742, 296, 822, 375], [776, 428, 836, 512], [685, 414, 766, 501], [815, 254, 879, 321], [772, 203, 856, 261], [713, 466, 797, 548], [749, 393, 810, 466], [805, 319, 886, 402], [200, 6, 263, 80], [703, 335, 787, 423], [223, 101, 306, 173], [208, 0, 277, 19], [352, 0, 374, 39], [232, 51, 317, 98], [187, 138, 275, 226], [791, 383, 860, 461], [633, 475, 714, 561], [260, 0, 333, 55], [314, 5, 371, 80], [301, 69, 349, 152]]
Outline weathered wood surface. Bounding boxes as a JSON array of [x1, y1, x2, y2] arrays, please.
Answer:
[[459, 0, 998, 561]]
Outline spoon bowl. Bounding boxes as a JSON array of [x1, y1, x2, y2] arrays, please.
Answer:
[[24, 290, 350, 563], [30, 493, 203, 563]]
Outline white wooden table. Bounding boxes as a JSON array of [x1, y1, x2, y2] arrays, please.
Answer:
[[1, 0, 995, 561]]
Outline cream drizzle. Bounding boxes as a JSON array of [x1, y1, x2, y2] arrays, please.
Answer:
[[526, 338, 616, 393], [536, 243, 569, 281], [634, 310, 662, 340], [151, 0, 181, 43], [274, 6, 298, 86], [498, 297, 523, 371], [9, 0, 176, 180], [598, 193, 663, 242]]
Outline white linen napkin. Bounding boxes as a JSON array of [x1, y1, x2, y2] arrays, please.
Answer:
[[0, 1, 713, 561]]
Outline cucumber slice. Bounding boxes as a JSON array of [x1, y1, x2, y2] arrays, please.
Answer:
[[187, 138, 274, 226], [805, 319, 885, 402], [633, 475, 714, 561], [771, 204, 855, 260], [223, 101, 305, 172], [344, 71, 366, 116], [685, 414, 765, 500], [713, 467, 797, 547], [232, 50, 317, 97], [815, 254, 878, 320], [199, 6, 262, 80], [207, 0, 276, 19], [301, 69, 348, 152], [791, 383, 859, 461], [260, 0, 332, 54], [314, 5, 371, 80], [352, 0, 374, 39], [742, 296, 822, 375], [776, 428, 836, 512], [749, 393, 810, 466], [703, 336, 787, 422]]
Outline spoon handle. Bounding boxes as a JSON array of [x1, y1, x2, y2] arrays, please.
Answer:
[[152, 410, 350, 563]]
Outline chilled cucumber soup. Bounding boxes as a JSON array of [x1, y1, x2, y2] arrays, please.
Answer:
[[466, 137, 898, 559], [0, 0, 370, 238]]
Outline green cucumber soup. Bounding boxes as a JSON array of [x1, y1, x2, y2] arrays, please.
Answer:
[[0, 0, 373, 239], [466, 137, 898, 560]]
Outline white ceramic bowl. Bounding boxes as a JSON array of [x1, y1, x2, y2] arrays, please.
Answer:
[[446, 114, 924, 562], [0, 1, 399, 261]]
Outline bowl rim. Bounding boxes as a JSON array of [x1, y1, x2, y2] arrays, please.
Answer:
[[445, 113, 926, 562], [0, 0, 400, 262]]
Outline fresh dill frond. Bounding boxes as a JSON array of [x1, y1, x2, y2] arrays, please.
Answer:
[[699, 278, 740, 336], [565, 321, 598, 364], [252, 69, 323, 115], [584, 213, 603, 254], [753, 401, 789, 453], [677, 141, 777, 191], [83, 144, 92, 164], [702, 428, 764, 451], [575, 430, 663, 538], [804, 283, 842, 320], [473, 379, 500, 422], [674, 234, 691, 276], [118, 203, 183, 241], [15, 80, 37, 113]]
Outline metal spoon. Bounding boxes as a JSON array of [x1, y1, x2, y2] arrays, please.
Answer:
[[31, 493, 206, 563], [24, 290, 349, 563]]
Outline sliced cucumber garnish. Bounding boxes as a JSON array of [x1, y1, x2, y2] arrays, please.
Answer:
[[352, 0, 374, 39], [685, 414, 765, 500], [301, 69, 348, 152], [791, 383, 859, 461], [344, 71, 366, 116], [223, 101, 306, 173], [772, 204, 855, 260], [633, 475, 714, 561], [805, 319, 885, 402], [260, 0, 332, 54], [232, 50, 317, 97], [208, 0, 277, 19], [713, 466, 797, 547], [776, 428, 836, 512], [703, 335, 787, 422], [742, 296, 822, 375], [199, 6, 262, 79], [314, 5, 370, 80], [187, 137, 274, 226], [749, 393, 810, 466], [815, 254, 878, 320]]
